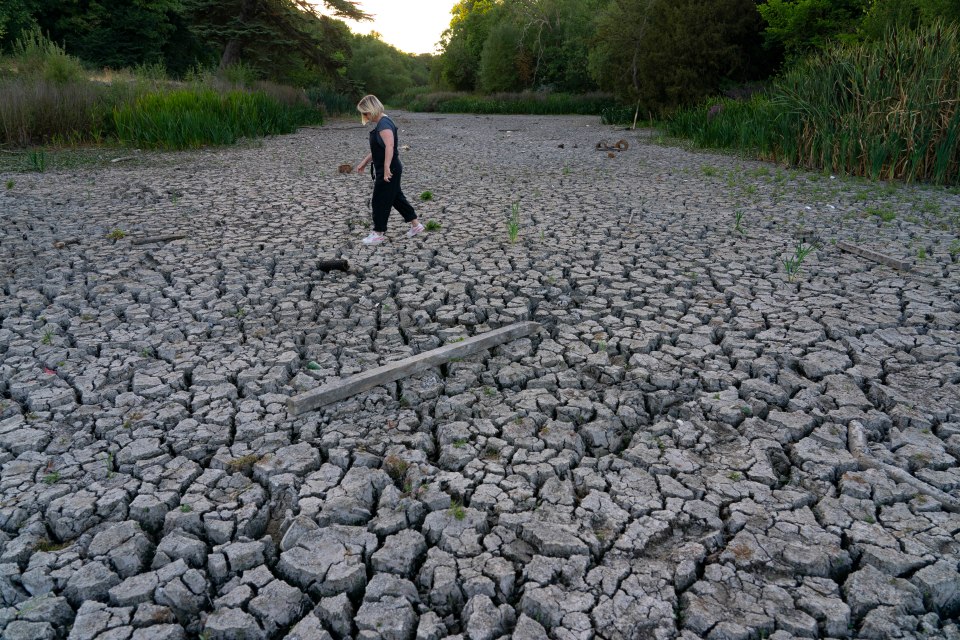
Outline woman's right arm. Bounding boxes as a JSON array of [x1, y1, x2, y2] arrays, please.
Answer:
[[356, 153, 372, 173]]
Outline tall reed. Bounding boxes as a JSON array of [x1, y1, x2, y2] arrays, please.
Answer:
[[112, 89, 321, 149], [667, 22, 960, 185]]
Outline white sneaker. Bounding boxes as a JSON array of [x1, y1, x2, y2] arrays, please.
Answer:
[[406, 222, 425, 238], [362, 232, 385, 245]]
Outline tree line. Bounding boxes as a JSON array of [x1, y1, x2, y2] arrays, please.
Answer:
[[0, 0, 432, 101], [436, 0, 960, 110], [2, 1, 958, 111]]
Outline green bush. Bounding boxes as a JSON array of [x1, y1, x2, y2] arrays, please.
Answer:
[[667, 22, 960, 185], [113, 88, 322, 149]]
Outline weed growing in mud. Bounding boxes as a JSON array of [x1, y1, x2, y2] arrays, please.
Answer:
[[384, 455, 409, 482], [866, 206, 896, 223], [29, 150, 46, 172], [783, 241, 818, 282], [425, 219, 441, 231], [734, 210, 745, 235], [106, 229, 126, 241], [450, 500, 466, 520], [5, 180, 13, 190], [507, 202, 521, 243], [420, 190, 433, 201]]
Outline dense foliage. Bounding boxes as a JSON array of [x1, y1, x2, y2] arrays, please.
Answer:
[[666, 22, 960, 185], [435, 0, 960, 113]]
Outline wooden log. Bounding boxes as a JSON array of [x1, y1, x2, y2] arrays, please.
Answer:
[[131, 234, 187, 246], [836, 241, 910, 271], [317, 259, 349, 273], [288, 321, 543, 416]]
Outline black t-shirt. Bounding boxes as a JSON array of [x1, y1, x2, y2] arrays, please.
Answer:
[[369, 115, 402, 177]]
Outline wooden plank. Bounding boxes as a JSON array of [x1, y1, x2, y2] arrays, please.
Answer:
[[131, 234, 187, 246], [836, 241, 911, 271], [288, 321, 542, 416]]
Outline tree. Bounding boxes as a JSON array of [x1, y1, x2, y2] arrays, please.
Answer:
[[438, 0, 499, 90], [757, 0, 868, 56], [478, 22, 524, 92], [184, 0, 368, 75], [346, 33, 431, 101], [509, 0, 604, 91], [590, 0, 770, 110], [860, 0, 960, 40], [0, 0, 38, 49]]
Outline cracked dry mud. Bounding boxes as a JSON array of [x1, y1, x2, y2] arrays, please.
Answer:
[[1, 112, 960, 640]]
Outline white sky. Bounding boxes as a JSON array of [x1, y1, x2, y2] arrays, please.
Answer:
[[332, 0, 460, 55]]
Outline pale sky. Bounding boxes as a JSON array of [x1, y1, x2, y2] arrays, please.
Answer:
[[332, 0, 460, 55]]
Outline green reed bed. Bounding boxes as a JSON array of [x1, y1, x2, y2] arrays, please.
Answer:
[[113, 89, 321, 149], [0, 80, 321, 150], [307, 86, 357, 116], [667, 22, 960, 185]]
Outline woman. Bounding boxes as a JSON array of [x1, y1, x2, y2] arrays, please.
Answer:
[[354, 95, 424, 245]]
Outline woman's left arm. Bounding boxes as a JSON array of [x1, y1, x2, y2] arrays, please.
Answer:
[[380, 128, 395, 182]]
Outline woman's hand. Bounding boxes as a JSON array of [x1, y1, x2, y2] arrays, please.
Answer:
[[383, 167, 392, 182], [355, 161, 367, 174]]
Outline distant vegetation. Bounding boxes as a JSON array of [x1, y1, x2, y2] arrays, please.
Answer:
[[1, 0, 958, 183]]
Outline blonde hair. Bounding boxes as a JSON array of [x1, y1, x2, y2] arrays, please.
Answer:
[[357, 95, 384, 124]]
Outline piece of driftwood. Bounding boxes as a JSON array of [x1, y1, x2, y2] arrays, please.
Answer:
[[52, 238, 80, 249], [848, 421, 960, 513], [318, 259, 349, 273], [836, 241, 910, 271], [288, 321, 543, 415], [338, 164, 353, 174], [131, 234, 187, 246]]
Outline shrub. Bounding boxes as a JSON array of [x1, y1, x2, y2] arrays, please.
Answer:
[[9, 29, 85, 84]]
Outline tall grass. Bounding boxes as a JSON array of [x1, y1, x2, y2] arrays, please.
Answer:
[[306, 86, 357, 116], [0, 32, 322, 150], [113, 89, 321, 149], [402, 91, 615, 116], [667, 22, 960, 185]]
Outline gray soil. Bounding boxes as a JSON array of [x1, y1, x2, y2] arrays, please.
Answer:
[[1, 112, 960, 640]]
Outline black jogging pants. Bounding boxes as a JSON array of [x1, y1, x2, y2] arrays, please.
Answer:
[[371, 168, 417, 232]]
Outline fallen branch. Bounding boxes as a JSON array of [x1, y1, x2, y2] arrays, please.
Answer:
[[131, 234, 186, 246], [288, 321, 543, 415], [848, 421, 960, 513], [836, 241, 911, 271]]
